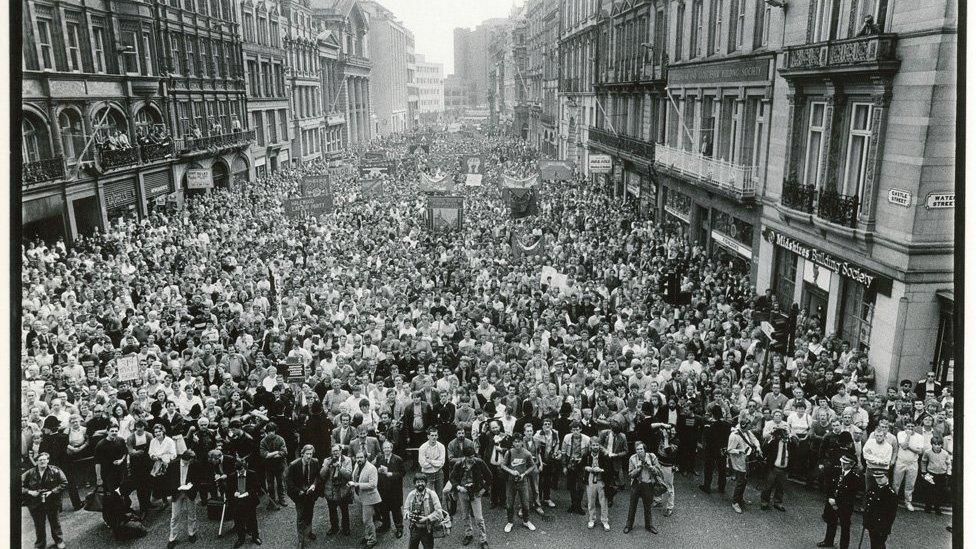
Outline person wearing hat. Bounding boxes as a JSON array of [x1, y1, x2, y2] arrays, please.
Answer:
[[226, 457, 262, 548], [167, 449, 203, 549], [818, 454, 861, 548], [863, 470, 898, 548], [403, 473, 445, 549], [22, 451, 68, 549]]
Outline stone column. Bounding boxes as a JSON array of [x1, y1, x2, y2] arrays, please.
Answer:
[[781, 84, 802, 183], [860, 77, 893, 224], [347, 78, 356, 144], [732, 96, 746, 165], [815, 80, 839, 190], [821, 80, 848, 191]]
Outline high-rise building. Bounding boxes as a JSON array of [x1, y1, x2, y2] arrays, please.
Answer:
[[454, 18, 507, 108], [360, 0, 412, 136], [415, 54, 445, 125], [443, 74, 467, 119]]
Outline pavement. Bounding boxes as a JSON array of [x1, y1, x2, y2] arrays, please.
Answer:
[[22, 470, 952, 549]]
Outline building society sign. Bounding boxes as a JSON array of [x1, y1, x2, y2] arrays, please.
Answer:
[[773, 232, 891, 294]]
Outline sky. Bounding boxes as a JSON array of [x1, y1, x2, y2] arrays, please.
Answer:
[[379, 0, 520, 75]]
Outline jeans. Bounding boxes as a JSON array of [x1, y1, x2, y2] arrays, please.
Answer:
[[360, 502, 376, 545], [586, 482, 608, 524], [625, 482, 654, 528], [408, 526, 434, 549], [656, 465, 675, 510], [761, 467, 787, 505], [539, 462, 559, 502], [424, 469, 444, 498], [169, 494, 198, 541], [506, 478, 531, 523], [892, 462, 918, 504], [566, 468, 584, 510], [29, 506, 63, 549], [731, 470, 748, 505], [458, 490, 488, 543]]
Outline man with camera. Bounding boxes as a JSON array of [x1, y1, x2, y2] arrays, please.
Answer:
[[761, 420, 792, 511], [727, 412, 763, 514], [404, 473, 445, 549], [623, 441, 661, 535], [449, 445, 493, 548]]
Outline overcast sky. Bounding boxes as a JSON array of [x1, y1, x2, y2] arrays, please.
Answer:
[[380, 0, 520, 75]]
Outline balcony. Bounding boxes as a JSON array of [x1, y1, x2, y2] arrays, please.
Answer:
[[343, 53, 371, 69], [588, 126, 655, 161], [540, 113, 555, 126], [780, 178, 860, 229], [22, 156, 65, 185], [176, 130, 255, 156], [655, 143, 757, 200], [141, 141, 176, 163], [97, 147, 140, 171], [780, 34, 900, 79]]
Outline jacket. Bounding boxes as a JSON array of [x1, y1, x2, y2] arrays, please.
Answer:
[[449, 455, 493, 495], [403, 487, 443, 526], [727, 427, 761, 472], [21, 465, 67, 510], [285, 457, 321, 504], [330, 425, 356, 453], [225, 468, 261, 507], [863, 484, 898, 535], [352, 460, 382, 505], [259, 433, 288, 468], [582, 450, 612, 484], [373, 453, 406, 498], [348, 436, 382, 461], [823, 467, 861, 519], [168, 458, 205, 500], [319, 455, 353, 502]]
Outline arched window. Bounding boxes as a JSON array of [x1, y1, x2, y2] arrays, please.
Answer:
[[58, 109, 87, 165], [22, 114, 51, 164], [135, 105, 163, 138], [92, 107, 130, 147]]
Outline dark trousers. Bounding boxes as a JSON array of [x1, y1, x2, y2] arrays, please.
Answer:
[[539, 462, 559, 502], [702, 453, 726, 491], [761, 467, 787, 505], [65, 459, 85, 510], [677, 433, 698, 473], [264, 463, 285, 502], [407, 526, 434, 549], [326, 499, 350, 532], [823, 507, 852, 549], [232, 502, 259, 541], [926, 473, 947, 510], [377, 493, 403, 529], [731, 470, 748, 505], [625, 482, 654, 529], [29, 506, 63, 549], [295, 501, 314, 543], [567, 470, 584, 511], [489, 465, 506, 506], [868, 528, 889, 549], [121, 473, 151, 511]]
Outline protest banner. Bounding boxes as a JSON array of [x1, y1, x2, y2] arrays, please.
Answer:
[[426, 195, 464, 232], [409, 143, 430, 155], [286, 356, 306, 382], [421, 171, 454, 193], [116, 354, 142, 382], [359, 160, 396, 179], [502, 173, 538, 189], [465, 173, 483, 187], [463, 155, 484, 175], [540, 160, 574, 181], [512, 230, 546, 258], [284, 194, 335, 219], [186, 168, 213, 189], [302, 174, 332, 196]]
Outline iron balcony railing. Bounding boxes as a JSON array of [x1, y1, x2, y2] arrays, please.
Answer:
[[140, 141, 176, 162], [588, 126, 655, 160], [781, 177, 860, 228], [98, 147, 140, 170], [781, 33, 899, 75], [655, 143, 758, 199], [176, 130, 256, 155], [22, 156, 65, 185]]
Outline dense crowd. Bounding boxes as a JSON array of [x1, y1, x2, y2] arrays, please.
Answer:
[[20, 128, 954, 549]]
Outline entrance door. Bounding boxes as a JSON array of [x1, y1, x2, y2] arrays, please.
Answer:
[[802, 282, 829, 334], [212, 161, 230, 188], [72, 196, 102, 238]]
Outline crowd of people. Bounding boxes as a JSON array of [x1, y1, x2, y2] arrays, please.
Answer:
[[20, 127, 954, 549]]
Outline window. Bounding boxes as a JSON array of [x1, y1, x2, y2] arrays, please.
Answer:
[[59, 110, 86, 164], [171, 35, 183, 74], [91, 22, 106, 73], [843, 103, 873, 197], [674, 3, 685, 62], [243, 13, 255, 42], [279, 108, 288, 141], [177, 101, 191, 135], [257, 14, 267, 45], [254, 111, 265, 146], [682, 97, 696, 152], [840, 279, 874, 353], [120, 30, 140, 74], [855, 0, 889, 34], [727, 99, 741, 163], [212, 40, 221, 78], [270, 21, 280, 48], [810, 0, 839, 42], [141, 31, 154, 75], [22, 116, 48, 163], [36, 18, 54, 70], [707, 0, 722, 55], [200, 39, 210, 77], [247, 60, 259, 96], [774, 246, 798, 309], [66, 22, 83, 71], [728, 0, 744, 52], [754, 0, 770, 48], [193, 101, 205, 132], [750, 99, 767, 176], [186, 37, 195, 76], [267, 110, 277, 143], [803, 102, 827, 187]]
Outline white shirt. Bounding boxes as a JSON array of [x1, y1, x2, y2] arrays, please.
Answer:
[[896, 430, 926, 465]]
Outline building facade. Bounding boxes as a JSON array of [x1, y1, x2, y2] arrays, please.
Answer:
[[443, 74, 467, 120], [756, 0, 956, 387], [415, 54, 445, 126], [240, 0, 290, 175], [317, 27, 346, 155], [313, 0, 372, 145], [454, 18, 508, 108], [284, 0, 329, 164], [362, 0, 410, 136], [557, 0, 600, 170], [21, 0, 253, 244]]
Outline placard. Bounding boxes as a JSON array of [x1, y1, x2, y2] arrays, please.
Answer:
[[359, 161, 396, 179], [284, 194, 335, 219], [302, 174, 332, 196], [465, 174, 483, 186], [589, 154, 612, 173], [116, 354, 142, 382], [286, 356, 305, 381], [463, 155, 484, 174], [186, 169, 213, 189], [427, 195, 464, 231]]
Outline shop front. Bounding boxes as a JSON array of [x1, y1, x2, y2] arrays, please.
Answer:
[[710, 210, 756, 276], [103, 178, 140, 223], [663, 187, 692, 239], [142, 170, 172, 215], [22, 193, 67, 244]]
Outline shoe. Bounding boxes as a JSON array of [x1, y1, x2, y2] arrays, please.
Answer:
[[732, 503, 743, 514], [234, 540, 246, 549], [395, 528, 403, 539], [646, 525, 658, 534], [817, 542, 834, 548], [462, 534, 473, 546], [168, 541, 178, 549], [279, 499, 289, 507], [524, 521, 536, 531], [188, 534, 197, 543], [623, 526, 633, 534], [588, 521, 595, 529], [574, 507, 586, 516], [773, 504, 786, 512], [327, 528, 339, 536], [546, 500, 556, 508], [307, 532, 316, 541], [906, 502, 915, 512], [664, 508, 673, 517], [761, 504, 771, 511], [252, 537, 262, 545], [480, 543, 490, 549], [602, 522, 610, 531], [698, 485, 711, 494], [535, 506, 545, 516], [504, 523, 513, 533]]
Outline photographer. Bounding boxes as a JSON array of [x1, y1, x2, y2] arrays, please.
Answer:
[[727, 412, 763, 514], [623, 441, 661, 535], [448, 445, 493, 548], [404, 473, 444, 549], [760, 422, 792, 511]]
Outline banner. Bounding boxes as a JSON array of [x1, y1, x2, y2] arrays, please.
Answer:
[[360, 179, 384, 197], [421, 171, 454, 193], [502, 173, 539, 189], [539, 266, 568, 290], [359, 160, 396, 179], [426, 195, 464, 231], [409, 143, 430, 155], [116, 354, 142, 382], [504, 187, 539, 219], [465, 174, 483, 187], [364, 151, 386, 160], [512, 230, 546, 258], [302, 174, 332, 196], [463, 155, 484, 174], [540, 160, 574, 181], [185, 168, 213, 189], [286, 356, 306, 381], [589, 154, 612, 174], [284, 194, 335, 219]]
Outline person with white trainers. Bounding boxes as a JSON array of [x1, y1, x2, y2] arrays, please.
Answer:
[[893, 421, 925, 512], [582, 439, 612, 531], [500, 436, 537, 533]]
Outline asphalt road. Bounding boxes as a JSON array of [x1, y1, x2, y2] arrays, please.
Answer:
[[21, 471, 952, 549]]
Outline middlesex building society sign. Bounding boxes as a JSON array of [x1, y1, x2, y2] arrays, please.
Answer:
[[773, 231, 893, 295], [667, 57, 771, 85]]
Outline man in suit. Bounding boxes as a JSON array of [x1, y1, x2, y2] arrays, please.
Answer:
[[199, 448, 232, 506], [400, 391, 434, 452], [562, 420, 590, 515], [21, 452, 68, 549], [699, 405, 731, 494], [349, 451, 382, 548], [583, 439, 612, 531], [914, 372, 942, 401], [348, 428, 382, 462], [226, 457, 262, 548], [819, 455, 861, 549], [331, 413, 356, 456], [286, 444, 320, 548], [319, 444, 353, 535], [374, 441, 406, 538], [168, 449, 203, 548]]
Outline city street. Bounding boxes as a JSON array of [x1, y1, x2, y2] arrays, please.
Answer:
[[23, 472, 951, 549]]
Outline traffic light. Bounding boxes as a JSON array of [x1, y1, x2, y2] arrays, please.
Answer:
[[769, 312, 791, 354]]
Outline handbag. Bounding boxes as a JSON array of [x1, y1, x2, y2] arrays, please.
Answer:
[[83, 488, 105, 512], [431, 508, 452, 539]]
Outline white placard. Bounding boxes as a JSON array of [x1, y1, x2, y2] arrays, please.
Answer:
[[589, 154, 612, 173], [186, 168, 213, 189]]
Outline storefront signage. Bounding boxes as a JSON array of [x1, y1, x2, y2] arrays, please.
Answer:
[[887, 188, 911, 207], [589, 154, 612, 173], [626, 181, 640, 197], [772, 231, 892, 294], [104, 181, 137, 209], [664, 205, 690, 223], [925, 192, 954, 209], [186, 169, 213, 189], [712, 230, 753, 259], [326, 114, 345, 126], [667, 57, 771, 86]]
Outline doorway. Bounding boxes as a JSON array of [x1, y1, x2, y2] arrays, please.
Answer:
[[802, 282, 829, 334], [72, 196, 102, 238]]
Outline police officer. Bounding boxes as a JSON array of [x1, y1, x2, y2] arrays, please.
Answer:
[[863, 471, 898, 549], [818, 455, 860, 549]]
